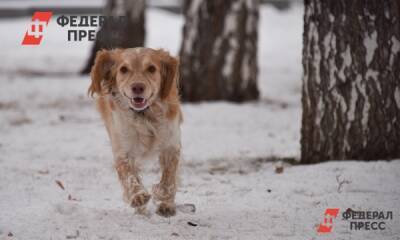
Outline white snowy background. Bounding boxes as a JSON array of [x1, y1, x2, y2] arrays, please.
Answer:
[[0, 3, 399, 240]]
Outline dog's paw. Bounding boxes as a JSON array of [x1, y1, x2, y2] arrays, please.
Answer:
[[130, 191, 151, 208], [156, 202, 176, 217], [152, 183, 176, 202]]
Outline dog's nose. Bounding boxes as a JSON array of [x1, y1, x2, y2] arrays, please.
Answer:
[[131, 83, 145, 95]]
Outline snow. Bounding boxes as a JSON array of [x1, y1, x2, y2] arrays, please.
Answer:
[[240, 51, 251, 89], [1, 4, 400, 240], [260, 5, 302, 105], [221, 0, 241, 79], [364, 30, 377, 66], [145, 9, 183, 53], [344, 79, 359, 151], [390, 36, 400, 65], [181, 0, 201, 55], [338, 46, 352, 81], [395, 87, 400, 109], [358, 79, 371, 135]]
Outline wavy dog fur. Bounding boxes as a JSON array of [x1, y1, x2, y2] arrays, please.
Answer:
[[89, 47, 182, 217]]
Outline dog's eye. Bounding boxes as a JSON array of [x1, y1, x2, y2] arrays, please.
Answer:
[[120, 66, 128, 74], [147, 65, 156, 74]]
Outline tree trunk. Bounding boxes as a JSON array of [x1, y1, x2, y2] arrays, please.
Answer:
[[301, 0, 400, 163], [81, 0, 145, 74], [179, 0, 259, 102]]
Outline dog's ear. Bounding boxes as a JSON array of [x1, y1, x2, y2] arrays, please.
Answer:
[[88, 49, 120, 96], [159, 50, 179, 100]]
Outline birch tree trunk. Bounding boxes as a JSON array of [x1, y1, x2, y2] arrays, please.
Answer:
[[301, 0, 400, 163], [81, 0, 145, 74], [179, 0, 259, 102]]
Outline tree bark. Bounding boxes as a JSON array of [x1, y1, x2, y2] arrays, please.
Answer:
[[179, 0, 259, 102], [301, 0, 400, 163], [81, 0, 145, 74]]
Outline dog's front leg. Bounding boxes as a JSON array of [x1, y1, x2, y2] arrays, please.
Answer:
[[152, 147, 180, 217], [114, 156, 151, 208]]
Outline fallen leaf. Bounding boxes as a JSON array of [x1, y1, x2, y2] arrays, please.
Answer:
[[10, 117, 32, 126], [55, 180, 65, 190], [66, 230, 79, 239], [275, 165, 284, 174], [187, 221, 197, 227], [68, 194, 80, 201], [38, 170, 49, 175]]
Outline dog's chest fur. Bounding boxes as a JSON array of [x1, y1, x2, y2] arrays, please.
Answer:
[[111, 108, 177, 159]]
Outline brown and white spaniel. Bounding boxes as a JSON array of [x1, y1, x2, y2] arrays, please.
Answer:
[[89, 48, 182, 217]]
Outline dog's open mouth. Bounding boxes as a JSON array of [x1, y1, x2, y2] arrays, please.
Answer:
[[130, 97, 148, 111]]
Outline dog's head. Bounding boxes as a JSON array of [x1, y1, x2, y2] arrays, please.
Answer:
[[88, 48, 179, 111]]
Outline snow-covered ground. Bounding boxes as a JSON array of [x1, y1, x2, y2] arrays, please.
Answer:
[[0, 4, 399, 240]]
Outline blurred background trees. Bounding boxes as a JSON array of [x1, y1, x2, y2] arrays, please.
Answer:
[[81, 0, 146, 74], [301, 0, 400, 163], [179, 0, 260, 102], [19, 0, 397, 163], [79, 0, 400, 162], [80, 0, 261, 102]]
